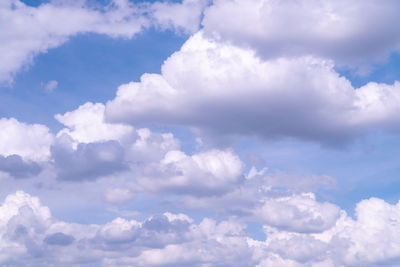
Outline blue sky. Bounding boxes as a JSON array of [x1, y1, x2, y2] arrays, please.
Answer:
[[2, 0, 400, 266], [0, 30, 187, 128]]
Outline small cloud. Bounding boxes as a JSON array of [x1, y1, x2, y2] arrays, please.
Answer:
[[106, 188, 135, 204], [42, 80, 58, 93]]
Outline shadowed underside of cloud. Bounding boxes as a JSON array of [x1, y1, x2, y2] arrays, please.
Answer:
[[44, 232, 75, 246], [0, 154, 41, 178], [51, 135, 127, 181]]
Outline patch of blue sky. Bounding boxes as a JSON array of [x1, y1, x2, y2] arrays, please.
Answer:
[[336, 52, 400, 88], [234, 130, 400, 215], [244, 221, 267, 242], [0, 29, 187, 131]]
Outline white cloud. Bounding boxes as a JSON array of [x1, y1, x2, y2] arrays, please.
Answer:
[[105, 188, 135, 204], [201, 0, 400, 68], [43, 80, 58, 92], [138, 149, 244, 196], [105, 32, 400, 146], [330, 198, 400, 266], [0, 118, 54, 161], [3, 191, 400, 266], [55, 100, 243, 192], [55, 102, 135, 145], [256, 193, 341, 233], [55, 102, 180, 163], [178, 172, 339, 232], [128, 128, 180, 164], [0, 0, 206, 84]]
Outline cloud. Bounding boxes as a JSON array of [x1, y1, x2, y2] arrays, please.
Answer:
[[51, 134, 127, 181], [55, 102, 135, 145], [255, 193, 341, 233], [53, 101, 182, 182], [3, 191, 400, 266], [330, 197, 400, 266], [0, 0, 207, 84], [55, 102, 180, 164], [150, 0, 210, 34], [0, 118, 54, 161], [201, 0, 400, 68], [102, 218, 257, 267], [0, 154, 41, 178], [137, 149, 244, 196], [0, 191, 257, 266], [42, 80, 58, 92], [54, 100, 245, 197], [105, 188, 135, 204], [127, 128, 180, 164], [105, 32, 400, 147], [177, 172, 339, 233], [43, 232, 75, 246]]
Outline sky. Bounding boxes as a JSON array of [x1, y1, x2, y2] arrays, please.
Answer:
[[1, 0, 400, 266]]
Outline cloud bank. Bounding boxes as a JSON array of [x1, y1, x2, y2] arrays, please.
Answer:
[[2, 190, 400, 266]]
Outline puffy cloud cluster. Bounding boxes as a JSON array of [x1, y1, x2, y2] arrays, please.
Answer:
[[3, 190, 400, 266], [178, 173, 340, 233], [55, 102, 135, 145], [202, 0, 400, 68], [0, 0, 207, 84], [256, 193, 340, 233], [52, 102, 244, 194], [105, 32, 400, 146], [0, 191, 257, 266]]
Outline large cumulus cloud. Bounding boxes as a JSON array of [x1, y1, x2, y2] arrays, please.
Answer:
[[105, 32, 400, 146]]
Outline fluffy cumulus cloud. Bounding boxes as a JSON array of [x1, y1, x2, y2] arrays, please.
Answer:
[[52, 101, 181, 181], [202, 0, 400, 68], [0, 0, 207, 84], [255, 193, 340, 233], [53, 101, 245, 192], [0, 118, 53, 162], [105, 31, 400, 146], [55, 102, 135, 145], [137, 149, 244, 196]]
